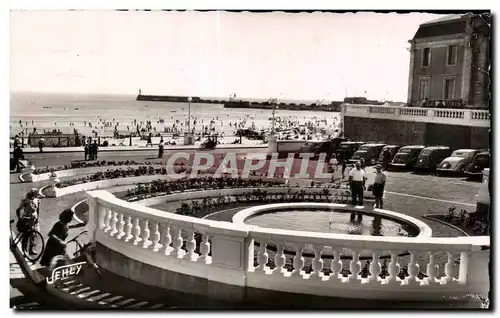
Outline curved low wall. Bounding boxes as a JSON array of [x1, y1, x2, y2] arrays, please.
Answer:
[[86, 189, 490, 303], [21, 164, 166, 183], [232, 202, 433, 238]]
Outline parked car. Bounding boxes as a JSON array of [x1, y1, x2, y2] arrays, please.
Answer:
[[436, 149, 483, 176], [336, 141, 365, 163], [414, 146, 452, 173], [349, 143, 387, 166], [376, 145, 402, 165], [390, 145, 426, 170], [298, 137, 348, 160], [464, 151, 490, 180]]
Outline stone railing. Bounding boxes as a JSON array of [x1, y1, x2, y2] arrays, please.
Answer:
[[343, 104, 490, 127], [86, 190, 490, 302]]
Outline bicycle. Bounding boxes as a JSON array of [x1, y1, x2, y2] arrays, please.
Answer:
[[10, 218, 45, 263], [49, 230, 101, 277]]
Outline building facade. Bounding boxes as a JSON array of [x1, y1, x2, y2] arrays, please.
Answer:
[[407, 14, 490, 109]]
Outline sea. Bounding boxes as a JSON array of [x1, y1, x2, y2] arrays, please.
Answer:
[[10, 92, 340, 139]]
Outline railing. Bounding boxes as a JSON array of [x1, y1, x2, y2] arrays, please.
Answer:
[[343, 104, 490, 127], [86, 189, 490, 301]]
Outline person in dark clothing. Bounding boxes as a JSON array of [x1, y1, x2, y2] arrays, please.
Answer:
[[146, 133, 153, 147], [40, 209, 84, 267], [382, 148, 392, 170], [13, 146, 25, 172], [158, 137, 164, 158], [91, 141, 99, 160]]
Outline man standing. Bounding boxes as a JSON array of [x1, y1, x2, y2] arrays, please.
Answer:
[[92, 140, 99, 160], [382, 148, 392, 170], [349, 161, 366, 207], [373, 164, 387, 209]]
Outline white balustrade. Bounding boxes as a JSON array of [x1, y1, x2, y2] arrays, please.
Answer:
[[86, 190, 490, 301], [343, 104, 489, 127]]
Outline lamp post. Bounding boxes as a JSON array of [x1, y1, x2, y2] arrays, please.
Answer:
[[186, 96, 192, 145], [271, 97, 278, 135], [267, 97, 279, 155]]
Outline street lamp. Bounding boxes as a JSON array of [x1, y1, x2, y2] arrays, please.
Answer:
[[271, 98, 278, 135], [187, 96, 192, 136]]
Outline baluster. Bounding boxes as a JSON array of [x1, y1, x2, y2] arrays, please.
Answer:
[[199, 234, 210, 262], [123, 216, 133, 242], [116, 213, 125, 239], [98, 206, 107, 230], [186, 230, 197, 260], [292, 244, 304, 276], [330, 249, 342, 282], [160, 223, 172, 255], [151, 222, 160, 251], [141, 219, 150, 248], [348, 250, 362, 283], [369, 251, 381, 283], [425, 252, 439, 284], [442, 252, 455, 284], [273, 243, 286, 275], [109, 211, 119, 236], [104, 208, 112, 233], [405, 251, 420, 285], [171, 227, 184, 258], [310, 245, 324, 278], [386, 251, 400, 285], [132, 217, 142, 245], [257, 241, 269, 271]]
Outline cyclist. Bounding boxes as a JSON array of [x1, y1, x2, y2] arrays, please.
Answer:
[[15, 188, 41, 255], [40, 209, 84, 267]]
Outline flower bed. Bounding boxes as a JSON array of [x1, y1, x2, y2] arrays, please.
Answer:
[[124, 177, 351, 202], [56, 165, 187, 188], [425, 207, 489, 236], [33, 160, 162, 175]]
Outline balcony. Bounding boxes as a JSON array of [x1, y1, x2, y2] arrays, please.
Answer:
[[342, 104, 490, 128]]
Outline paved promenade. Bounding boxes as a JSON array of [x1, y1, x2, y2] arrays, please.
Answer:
[[10, 147, 484, 308]]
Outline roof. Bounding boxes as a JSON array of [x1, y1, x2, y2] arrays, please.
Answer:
[[401, 145, 426, 149], [360, 143, 386, 147], [452, 149, 478, 152], [421, 14, 465, 26], [412, 14, 470, 40], [423, 146, 450, 150]]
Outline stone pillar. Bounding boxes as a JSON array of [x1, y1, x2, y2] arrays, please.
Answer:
[[461, 31, 473, 104], [467, 248, 490, 297]]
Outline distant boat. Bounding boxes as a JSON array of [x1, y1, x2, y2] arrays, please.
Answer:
[[74, 108, 79, 110], [43, 106, 52, 109], [171, 110, 177, 113]]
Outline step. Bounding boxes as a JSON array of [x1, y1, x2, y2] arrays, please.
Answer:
[[60, 283, 83, 292], [125, 301, 150, 309], [87, 292, 111, 302], [77, 289, 101, 299], [98, 295, 124, 306], [148, 304, 165, 309], [69, 286, 92, 296], [113, 298, 137, 308]]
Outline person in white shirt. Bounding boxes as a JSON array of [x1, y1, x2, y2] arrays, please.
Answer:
[[349, 161, 366, 207], [329, 154, 338, 182], [372, 164, 387, 209]]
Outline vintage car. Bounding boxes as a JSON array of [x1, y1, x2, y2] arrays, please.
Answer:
[[348, 143, 387, 166], [390, 145, 426, 170], [414, 146, 453, 173], [436, 149, 483, 176], [464, 151, 490, 180], [298, 137, 348, 160], [335, 141, 365, 162], [376, 145, 402, 165]]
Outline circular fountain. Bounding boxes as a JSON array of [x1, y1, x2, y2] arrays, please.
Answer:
[[233, 202, 432, 259]]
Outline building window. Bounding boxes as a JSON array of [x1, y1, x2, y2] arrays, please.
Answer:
[[443, 77, 456, 100], [419, 78, 429, 101], [446, 45, 457, 66], [422, 47, 431, 67]]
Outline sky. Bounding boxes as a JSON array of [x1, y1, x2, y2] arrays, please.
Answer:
[[10, 10, 445, 101]]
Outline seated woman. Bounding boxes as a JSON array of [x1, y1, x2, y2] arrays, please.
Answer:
[[40, 209, 85, 267]]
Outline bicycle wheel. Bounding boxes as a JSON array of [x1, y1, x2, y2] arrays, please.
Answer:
[[22, 230, 45, 263]]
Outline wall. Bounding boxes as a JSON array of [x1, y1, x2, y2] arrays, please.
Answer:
[[344, 116, 489, 149], [411, 44, 465, 104]]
